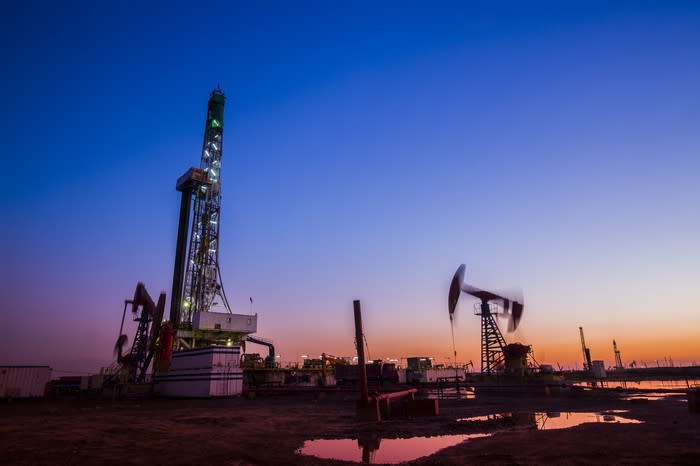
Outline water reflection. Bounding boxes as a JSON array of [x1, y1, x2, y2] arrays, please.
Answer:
[[296, 433, 491, 464], [459, 411, 642, 430], [622, 391, 682, 401], [535, 411, 641, 430], [621, 379, 698, 389], [576, 379, 699, 390]]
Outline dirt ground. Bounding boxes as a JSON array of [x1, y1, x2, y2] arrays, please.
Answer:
[[1, 390, 699, 465]]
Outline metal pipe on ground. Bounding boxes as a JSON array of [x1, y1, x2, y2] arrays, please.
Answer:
[[375, 389, 418, 401]]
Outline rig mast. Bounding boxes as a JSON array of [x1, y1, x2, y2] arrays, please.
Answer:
[[181, 87, 229, 323], [168, 87, 260, 351]]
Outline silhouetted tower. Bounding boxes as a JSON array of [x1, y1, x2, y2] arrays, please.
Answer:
[[474, 300, 506, 374], [180, 87, 230, 324], [579, 327, 592, 371], [613, 339, 623, 370]]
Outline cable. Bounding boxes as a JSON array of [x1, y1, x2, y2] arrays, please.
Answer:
[[216, 261, 233, 313]]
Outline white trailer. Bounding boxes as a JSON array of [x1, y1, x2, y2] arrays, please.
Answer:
[[154, 346, 243, 397], [0, 366, 52, 398]]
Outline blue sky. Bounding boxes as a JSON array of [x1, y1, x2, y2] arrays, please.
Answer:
[[1, 1, 699, 372]]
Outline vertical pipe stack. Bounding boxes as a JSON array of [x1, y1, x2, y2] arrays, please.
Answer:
[[170, 185, 193, 327], [353, 299, 369, 406]]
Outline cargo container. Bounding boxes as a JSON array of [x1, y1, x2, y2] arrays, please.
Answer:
[[0, 366, 52, 398]]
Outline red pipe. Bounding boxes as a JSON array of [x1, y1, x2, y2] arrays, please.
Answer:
[[155, 324, 174, 372], [353, 300, 369, 406], [375, 389, 418, 401]]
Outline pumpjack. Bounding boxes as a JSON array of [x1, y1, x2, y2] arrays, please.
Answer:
[[113, 283, 166, 383]]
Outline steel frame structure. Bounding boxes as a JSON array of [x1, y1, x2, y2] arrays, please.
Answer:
[[181, 87, 229, 324], [475, 301, 506, 374], [613, 340, 623, 369]]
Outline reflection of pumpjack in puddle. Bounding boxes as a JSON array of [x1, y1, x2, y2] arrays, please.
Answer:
[[357, 435, 381, 464], [507, 412, 617, 430]]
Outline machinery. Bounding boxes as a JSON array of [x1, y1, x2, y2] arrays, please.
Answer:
[[112, 89, 273, 394], [167, 87, 272, 352], [613, 339, 624, 370], [244, 335, 277, 368], [502, 343, 532, 375], [180, 87, 228, 321], [113, 283, 166, 383], [448, 264, 525, 375], [579, 327, 593, 371]]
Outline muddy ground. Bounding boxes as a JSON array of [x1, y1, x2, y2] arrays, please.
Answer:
[[1, 390, 699, 465]]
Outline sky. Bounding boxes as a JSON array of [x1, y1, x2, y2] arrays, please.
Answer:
[[1, 1, 699, 374]]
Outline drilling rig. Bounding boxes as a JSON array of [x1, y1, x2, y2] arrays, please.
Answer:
[[168, 88, 262, 350]]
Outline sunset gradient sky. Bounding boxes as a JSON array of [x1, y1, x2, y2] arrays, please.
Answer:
[[1, 1, 699, 373]]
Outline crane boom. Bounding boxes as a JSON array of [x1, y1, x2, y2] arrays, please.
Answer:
[[579, 326, 592, 371], [613, 339, 624, 370]]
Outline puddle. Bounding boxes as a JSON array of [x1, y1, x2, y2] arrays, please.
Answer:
[[622, 391, 684, 401], [458, 411, 642, 430], [297, 410, 644, 463], [576, 379, 699, 390], [613, 380, 699, 390], [296, 433, 491, 464], [534, 411, 641, 429]]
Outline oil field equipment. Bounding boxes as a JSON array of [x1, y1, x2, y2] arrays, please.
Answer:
[[448, 264, 525, 375], [151, 88, 274, 397], [243, 335, 277, 368], [613, 339, 624, 370], [113, 282, 166, 383], [579, 326, 593, 371], [168, 87, 270, 351]]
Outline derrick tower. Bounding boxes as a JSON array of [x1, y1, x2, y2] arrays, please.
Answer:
[[170, 86, 231, 329], [178, 87, 230, 325], [169, 87, 258, 351]]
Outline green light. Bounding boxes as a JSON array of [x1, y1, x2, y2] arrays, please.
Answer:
[[211, 119, 221, 128]]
